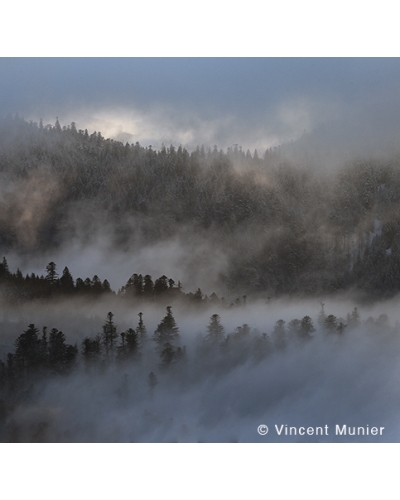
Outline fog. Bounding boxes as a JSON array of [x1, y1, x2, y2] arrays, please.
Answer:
[[2, 59, 400, 443], [2, 295, 400, 442]]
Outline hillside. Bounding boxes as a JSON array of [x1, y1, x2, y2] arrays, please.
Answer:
[[1, 115, 400, 298]]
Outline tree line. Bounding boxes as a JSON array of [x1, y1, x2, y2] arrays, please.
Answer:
[[0, 257, 238, 308], [3, 115, 400, 297], [0, 299, 388, 400]]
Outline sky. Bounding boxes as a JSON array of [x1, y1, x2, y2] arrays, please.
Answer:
[[2, 58, 400, 158]]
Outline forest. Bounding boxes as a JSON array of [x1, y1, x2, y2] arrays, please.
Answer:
[[1, 115, 400, 442], [1, 115, 400, 298]]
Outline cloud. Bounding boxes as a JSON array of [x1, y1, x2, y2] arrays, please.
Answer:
[[1, 58, 399, 156]]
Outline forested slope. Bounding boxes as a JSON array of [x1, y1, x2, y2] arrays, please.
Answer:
[[1, 115, 400, 297]]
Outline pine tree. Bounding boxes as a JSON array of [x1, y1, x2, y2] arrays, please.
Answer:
[[82, 335, 102, 366], [14, 324, 41, 375], [136, 312, 147, 342], [59, 267, 74, 293], [153, 306, 179, 345], [272, 319, 286, 350], [317, 302, 326, 327], [154, 275, 169, 296], [133, 274, 143, 296], [205, 314, 225, 342], [324, 315, 338, 332], [101, 312, 118, 360], [45, 262, 58, 284], [0, 257, 9, 278], [160, 342, 176, 367], [299, 316, 315, 339], [118, 328, 140, 361], [48, 328, 72, 373], [102, 279, 112, 294], [143, 275, 154, 297]]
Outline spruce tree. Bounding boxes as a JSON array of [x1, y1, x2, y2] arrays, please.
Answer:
[[205, 314, 225, 342], [102, 312, 118, 360], [153, 306, 179, 345]]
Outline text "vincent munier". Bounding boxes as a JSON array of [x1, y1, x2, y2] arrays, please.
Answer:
[[274, 424, 385, 436]]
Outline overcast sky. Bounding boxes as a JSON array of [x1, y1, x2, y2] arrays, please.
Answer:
[[1, 57, 400, 157]]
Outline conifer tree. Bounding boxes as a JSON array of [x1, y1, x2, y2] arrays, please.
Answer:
[[136, 312, 147, 342], [299, 316, 315, 339], [48, 328, 77, 373], [14, 324, 41, 375], [205, 314, 225, 342], [45, 262, 58, 284], [153, 306, 179, 345], [59, 267, 74, 293], [101, 312, 118, 360], [160, 342, 176, 367], [118, 328, 141, 361], [272, 319, 286, 350], [324, 314, 338, 332], [82, 335, 102, 366]]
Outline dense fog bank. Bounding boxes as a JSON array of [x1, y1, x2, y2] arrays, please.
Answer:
[[1, 296, 399, 442]]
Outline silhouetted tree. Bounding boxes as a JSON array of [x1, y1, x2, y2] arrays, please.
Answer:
[[160, 342, 177, 367], [324, 314, 338, 332], [45, 262, 58, 284], [153, 306, 179, 345], [205, 314, 225, 342], [14, 324, 41, 376], [101, 312, 118, 360], [82, 335, 102, 366], [154, 275, 169, 296], [299, 316, 315, 339], [136, 312, 147, 342], [60, 267, 74, 293], [48, 328, 77, 373], [272, 319, 286, 350], [143, 275, 154, 297]]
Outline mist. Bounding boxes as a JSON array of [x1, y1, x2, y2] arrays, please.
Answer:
[[2, 59, 400, 442], [1, 294, 400, 442], [3, 58, 400, 157]]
